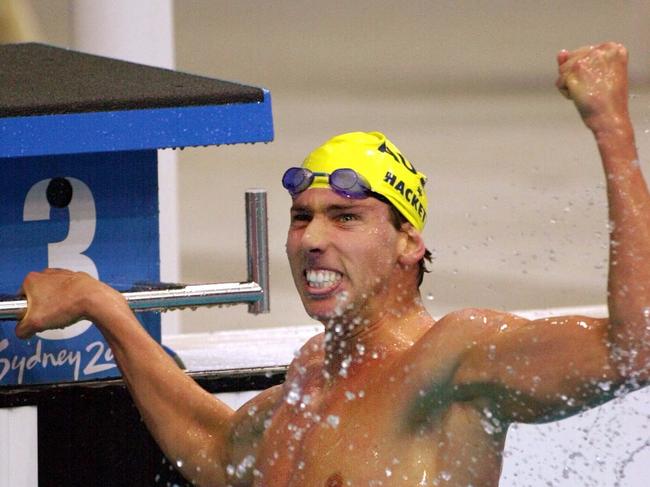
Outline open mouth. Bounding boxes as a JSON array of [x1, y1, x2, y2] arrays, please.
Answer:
[[305, 268, 343, 292]]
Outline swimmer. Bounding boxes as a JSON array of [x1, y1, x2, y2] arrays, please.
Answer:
[[15, 42, 650, 486]]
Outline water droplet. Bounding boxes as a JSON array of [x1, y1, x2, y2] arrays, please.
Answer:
[[440, 470, 452, 481], [326, 415, 340, 428], [562, 466, 571, 479], [480, 414, 503, 435], [339, 356, 352, 377], [385, 468, 392, 477], [236, 455, 256, 478], [426, 292, 434, 301], [301, 394, 312, 407], [286, 383, 301, 405], [176, 459, 184, 468]]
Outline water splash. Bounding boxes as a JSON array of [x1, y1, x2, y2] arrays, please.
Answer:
[[285, 382, 301, 405], [326, 414, 340, 428]]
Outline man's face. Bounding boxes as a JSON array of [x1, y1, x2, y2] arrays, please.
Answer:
[[286, 188, 405, 327]]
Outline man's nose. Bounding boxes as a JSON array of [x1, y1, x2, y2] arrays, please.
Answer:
[[301, 216, 330, 253]]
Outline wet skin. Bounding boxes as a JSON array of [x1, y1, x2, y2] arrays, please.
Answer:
[[226, 43, 649, 486], [15, 43, 650, 486], [227, 189, 620, 486]]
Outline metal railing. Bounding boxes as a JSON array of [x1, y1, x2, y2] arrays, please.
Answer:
[[0, 189, 270, 320]]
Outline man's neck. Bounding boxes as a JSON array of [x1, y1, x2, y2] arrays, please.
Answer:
[[320, 297, 435, 382]]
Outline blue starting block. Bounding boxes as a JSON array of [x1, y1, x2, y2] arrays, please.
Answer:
[[0, 43, 274, 385]]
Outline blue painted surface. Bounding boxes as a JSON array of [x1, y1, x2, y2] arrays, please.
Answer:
[[0, 151, 160, 385], [0, 90, 273, 158]]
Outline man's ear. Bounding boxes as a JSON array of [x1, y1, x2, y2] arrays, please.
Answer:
[[397, 223, 425, 266]]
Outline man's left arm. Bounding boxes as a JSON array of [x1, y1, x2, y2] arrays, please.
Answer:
[[560, 42, 650, 383], [448, 43, 649, 422]]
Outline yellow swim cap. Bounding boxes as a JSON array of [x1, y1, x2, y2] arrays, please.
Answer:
[[301, 132, 428, 231]]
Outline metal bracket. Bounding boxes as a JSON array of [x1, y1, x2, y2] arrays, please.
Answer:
[[0, 189, 270, 320]]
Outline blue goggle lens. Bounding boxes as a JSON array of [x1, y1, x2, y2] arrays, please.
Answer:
[[282, 167, 371, 199]]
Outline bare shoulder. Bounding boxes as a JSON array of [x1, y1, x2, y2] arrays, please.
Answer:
[[437, 307, 528, 328], [226, 333, 324, 481], [284, 331, 325, 382], [401, 308, 616, 426], [420, 307, 609, 351], [296, 331, 325, 359], [229, 332, 324, 451], [223, 385, 282, 485], [441, 308, 610, 372], [440, 308, 530, 329], [397, 308, 529, 391], [450, 310, 617, 422], [230, 385, 284, 440], [423, 307, 610, 372], [413, 307, 530, 352]]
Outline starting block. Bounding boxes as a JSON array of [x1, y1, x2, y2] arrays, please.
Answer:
[[0, 43, 273, 385]]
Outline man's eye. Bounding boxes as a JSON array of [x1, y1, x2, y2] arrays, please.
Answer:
[[291, 213, 310, 222], [338, 213, 358, 222]]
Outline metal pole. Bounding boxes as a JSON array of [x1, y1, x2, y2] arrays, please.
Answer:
[[0, 282, 263, 321], [1, 191, 271, 320], [246, 189, 270, 314]]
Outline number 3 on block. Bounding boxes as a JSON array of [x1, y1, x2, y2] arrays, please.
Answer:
[[23, 177, 98, 340]]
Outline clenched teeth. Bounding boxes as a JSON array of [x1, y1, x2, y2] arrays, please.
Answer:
[[306, 269, 342, 288]]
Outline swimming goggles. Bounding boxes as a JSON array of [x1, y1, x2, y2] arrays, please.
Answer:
[[282, 167, 372, 199]]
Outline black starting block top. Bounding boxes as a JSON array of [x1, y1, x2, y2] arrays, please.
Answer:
[[0, 43, 273, 158]]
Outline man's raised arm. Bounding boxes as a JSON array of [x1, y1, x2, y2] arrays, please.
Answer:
[[16, 269, 236, 486], [423, 43, 650, 425], [558, 42, 650, 384]]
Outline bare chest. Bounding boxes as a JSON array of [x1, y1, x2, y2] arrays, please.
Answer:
[[251, 364, 504, 487]]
